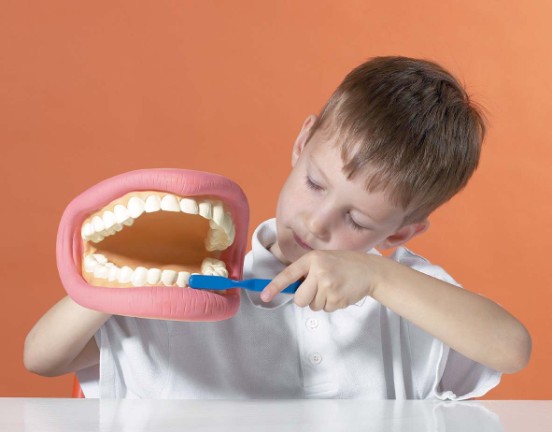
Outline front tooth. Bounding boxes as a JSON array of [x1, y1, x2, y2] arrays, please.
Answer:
[[128, 197, 145, 219], [131, 267, 148, 286], [92, 216, 105, 233], [160, 194, 180, 212], [180, 198, 199, 215], [212, 202, 225, 226], [102, 211, 116, 231], [114, 205, 132, 225], [144, 195, 161, 213], [118, 266, 133, 284], [146, 268, 162, 285], [161, 270, 177, 286], [176, 271, 190, 287], [198, 201, 212, 219]]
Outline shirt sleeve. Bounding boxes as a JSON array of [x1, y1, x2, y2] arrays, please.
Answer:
[[391, 247, 502, 400]]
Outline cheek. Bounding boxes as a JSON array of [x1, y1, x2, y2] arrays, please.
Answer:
[[333, 230, 380, 252]]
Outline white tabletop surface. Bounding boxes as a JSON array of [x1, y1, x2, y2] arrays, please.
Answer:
[[0, 398, 550, 432]]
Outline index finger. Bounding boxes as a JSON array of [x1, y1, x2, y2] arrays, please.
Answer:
[[261, 256, 310, 302]]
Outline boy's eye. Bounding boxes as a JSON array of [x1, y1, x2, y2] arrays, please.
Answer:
[[305, 176, 323, 191], [347, 213, 366, 231]]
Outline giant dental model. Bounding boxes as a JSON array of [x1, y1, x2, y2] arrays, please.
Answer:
[[56, 169, 249, 321]]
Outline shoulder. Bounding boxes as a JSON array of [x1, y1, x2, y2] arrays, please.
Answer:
[[389, 247, 462, 288]]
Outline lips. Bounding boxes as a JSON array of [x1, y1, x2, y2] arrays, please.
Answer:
[[293, 232, 313, 250], [56, 168, 249, 321]]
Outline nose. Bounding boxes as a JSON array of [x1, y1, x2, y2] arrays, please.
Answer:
[[305, 205, 334, 241]]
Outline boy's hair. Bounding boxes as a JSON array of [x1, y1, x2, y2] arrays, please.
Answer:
[[307, 56, 486, 226]]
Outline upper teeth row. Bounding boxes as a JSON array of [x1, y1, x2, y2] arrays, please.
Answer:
[[81, 194, 236, 252]]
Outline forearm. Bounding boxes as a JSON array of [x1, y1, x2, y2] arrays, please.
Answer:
[[372, 256, 532, 373], [24, 296, 111, 377]]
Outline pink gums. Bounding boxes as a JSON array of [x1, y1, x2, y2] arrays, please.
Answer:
[[56, 168, 249, 321]]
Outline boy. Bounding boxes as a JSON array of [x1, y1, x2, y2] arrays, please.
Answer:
[[25, 56, 531, 399]]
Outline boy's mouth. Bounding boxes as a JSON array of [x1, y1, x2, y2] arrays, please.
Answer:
[[56, 169, 249, 321], [293, 232, 313, 250]]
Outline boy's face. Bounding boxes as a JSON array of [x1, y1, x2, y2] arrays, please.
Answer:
[[272, 115, 429, 265]]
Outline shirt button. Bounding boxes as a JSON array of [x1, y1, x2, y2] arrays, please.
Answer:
[[306, 318, 319, 330], [309, 353, 323, 365]]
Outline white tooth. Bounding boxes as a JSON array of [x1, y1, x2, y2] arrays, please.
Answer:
[[161, 270, 177, 286], [146, 268, 162, 285], [91, 233, 105, 243], [212, 202, 225, 226], [82, 223, 94, 240], [131, 267, 148, 286], [144, 195, 161, 213], [201, 257, 227, 275], [198, 201, 212, 219], [180, 198, 199, 215], [92, 254, 108, 265], [93, 264, 109, 279], [222, 212, 233, 235], [84, 255, 98, 273], [209, 219, 218, 229], [161, 194, 181, 212], [228, 224, 235, 244], [102, 211, 116, 230], [92, 216, 105, 233], [113, 223, 123, 232], [213, 266, 228, 277], [118, 266, 133, 284], [205, 229, 230, 251], [114, 205, 132, 225], [128, 197, 145, 219], [176, 271, 190, 287], [107, 265, 120, 282]]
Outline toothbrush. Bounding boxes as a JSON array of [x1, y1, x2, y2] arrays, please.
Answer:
[[188, 274, 301, 294]]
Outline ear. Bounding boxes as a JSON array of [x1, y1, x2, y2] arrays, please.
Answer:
[[377, 220, 430, 249], [292, 114, 317, 167]]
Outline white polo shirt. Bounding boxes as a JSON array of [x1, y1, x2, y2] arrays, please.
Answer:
[[82, 218, 501, 399]]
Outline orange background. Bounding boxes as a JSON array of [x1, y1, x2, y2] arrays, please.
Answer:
[[1, 1, 550, 398]]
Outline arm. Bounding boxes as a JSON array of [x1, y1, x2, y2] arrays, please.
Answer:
[[24, 296, 111, 377], [261, 250, 532, 374]]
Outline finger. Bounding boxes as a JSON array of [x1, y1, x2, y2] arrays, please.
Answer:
[[261, 255, 310, 302], [293, 273, 318, 308], [309, 292, 326, 312]]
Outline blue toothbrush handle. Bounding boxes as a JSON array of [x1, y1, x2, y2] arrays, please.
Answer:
[[188, 275, 301, 294]]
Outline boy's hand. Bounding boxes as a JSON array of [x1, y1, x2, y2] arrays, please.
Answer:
[[261, 250, 382, 312]]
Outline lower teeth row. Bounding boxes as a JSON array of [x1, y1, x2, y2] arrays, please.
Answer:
[[83, 254, 228, 287]]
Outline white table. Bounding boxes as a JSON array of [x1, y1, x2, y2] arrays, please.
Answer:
[[0, 398, 550, 431]]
